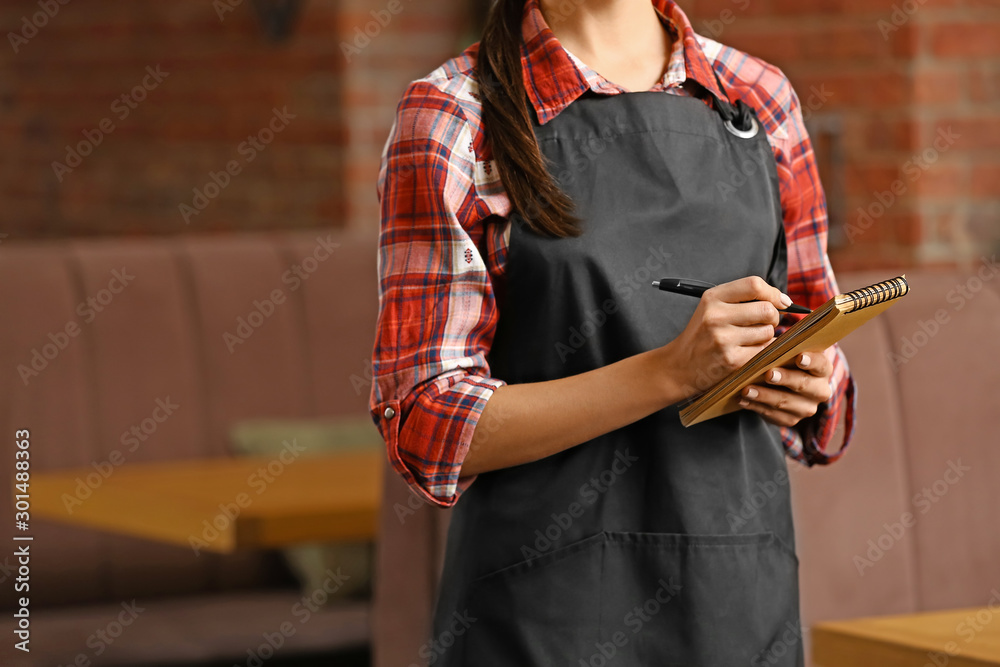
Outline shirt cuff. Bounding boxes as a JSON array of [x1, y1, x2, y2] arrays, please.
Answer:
[[371, 373, 506, 508]]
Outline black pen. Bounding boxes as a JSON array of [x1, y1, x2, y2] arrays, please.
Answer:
[[651, 278, 812, 315]]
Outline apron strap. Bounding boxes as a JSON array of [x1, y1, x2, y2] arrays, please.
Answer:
[[700, 65, 757, 136]]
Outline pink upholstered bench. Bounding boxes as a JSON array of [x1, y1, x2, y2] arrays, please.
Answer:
[[0, 230, 380, 666]]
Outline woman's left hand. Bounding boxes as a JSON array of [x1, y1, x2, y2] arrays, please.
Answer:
[[738, 349, 834, 428]]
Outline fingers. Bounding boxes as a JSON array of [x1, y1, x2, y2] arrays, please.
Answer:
[[708, 276, 791, 311], [737, 365, 834, 427], [763, 366, 833, 403], [792, 350, 832, 378], [731, 324, 776, 347], [738, 387, 815, 427], [716, 300, 782, 328]]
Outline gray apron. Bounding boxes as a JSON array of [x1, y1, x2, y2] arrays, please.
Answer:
[[429, 77, 802, 667]]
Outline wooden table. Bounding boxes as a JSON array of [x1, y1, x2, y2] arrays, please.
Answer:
[[813, 606, 1000, 666], [31, 450, 383, 553]]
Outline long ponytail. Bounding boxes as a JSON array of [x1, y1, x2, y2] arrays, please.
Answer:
[[477, 0, 581, 238]]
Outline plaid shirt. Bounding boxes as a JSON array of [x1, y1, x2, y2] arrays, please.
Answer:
[[371, 0, 857, 507]]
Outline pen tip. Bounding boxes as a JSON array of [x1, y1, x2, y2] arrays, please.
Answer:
[[651, 281, 659, 288]]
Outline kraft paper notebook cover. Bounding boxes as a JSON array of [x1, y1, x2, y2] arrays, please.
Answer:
[[679, 275, 910, 427]]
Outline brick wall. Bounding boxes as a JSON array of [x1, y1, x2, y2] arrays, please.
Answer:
[[2, 0, 996, 269], [337, 0, 473, 238], [685, 0, 1000, 269], [1, 0, 471, 237]]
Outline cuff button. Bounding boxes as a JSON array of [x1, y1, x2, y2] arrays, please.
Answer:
[[383, 406, 396, 419]]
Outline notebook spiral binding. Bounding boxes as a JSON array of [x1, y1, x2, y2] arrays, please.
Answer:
[[843, 276, 909, 312]]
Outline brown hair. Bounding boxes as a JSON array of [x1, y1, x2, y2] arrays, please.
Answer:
[[477, 0, 581, 238]]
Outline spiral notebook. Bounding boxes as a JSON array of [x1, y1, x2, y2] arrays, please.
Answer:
[[679, 275, 910, 427]]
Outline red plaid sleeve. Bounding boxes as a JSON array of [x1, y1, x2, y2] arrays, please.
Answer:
[[720, 52, 857, 465], [370, 78, 506, 507], [780, 77, 857, 466]]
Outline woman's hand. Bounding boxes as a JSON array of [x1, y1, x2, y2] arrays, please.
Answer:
[[737, 350, 834, 427], [658, 276, 789, 401]]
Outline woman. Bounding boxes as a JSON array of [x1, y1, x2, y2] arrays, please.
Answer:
[[371, 0, 857, 664]]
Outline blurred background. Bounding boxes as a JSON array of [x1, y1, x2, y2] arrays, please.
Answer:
[[1, 0, 997, 262], [1, 1, 998, 666]]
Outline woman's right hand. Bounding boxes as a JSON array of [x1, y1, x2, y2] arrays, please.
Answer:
[[657, 276, 792, 401]]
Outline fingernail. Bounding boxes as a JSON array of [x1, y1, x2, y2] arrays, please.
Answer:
[[745, 387, 758, 399], [779, 292, 792, 308], [769, 369, 781, 382], [739, 399, 749, 407], [799, 354, 810, 368]]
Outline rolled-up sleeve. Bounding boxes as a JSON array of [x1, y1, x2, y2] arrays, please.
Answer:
[[370, 80, 506, 507], [769, 71, 858, 466]]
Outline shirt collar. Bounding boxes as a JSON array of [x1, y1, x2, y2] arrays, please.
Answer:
[[519, 0, 727, 125]]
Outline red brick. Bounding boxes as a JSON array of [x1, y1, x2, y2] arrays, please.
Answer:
[[770, 0, 960, 13], [3, 0, 470, 237], [967, 205, 1000, 244], [797, 24, 896, 62], [845, 163, 911, 198], [719, 29, 802, 64], [892, 213, 926, 246], [887, 22, 920, 59], [969, 64, 1000, 103], [771, 0, 884, 14], [931, 22, 1000, 58], [688, 0, 771, 20], [970, 163, 1000, 198], [914, 65, 966, 105], [843, 251, 916, 271], [4, 0, 995, 271], [912, 163, 969, 198], [843, 198, 919, 244], [852, 116, 919, 153], [793, 69, 911, 109], [933, 117, 1000, 151]]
